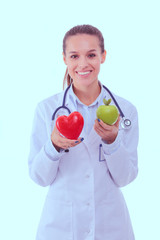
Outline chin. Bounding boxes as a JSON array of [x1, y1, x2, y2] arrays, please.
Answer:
[[75, 79, 96, 87]]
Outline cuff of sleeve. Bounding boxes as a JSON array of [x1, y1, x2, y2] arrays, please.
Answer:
[[102, 133, 121, 155], [44, 139, 65, 161]]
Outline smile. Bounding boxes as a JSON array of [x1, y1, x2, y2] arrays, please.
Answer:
[[76, 71, 92, 76]]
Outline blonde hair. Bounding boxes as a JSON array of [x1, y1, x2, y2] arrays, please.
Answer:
[[63, 68, 73, 90], [62, 24, 105, 89]]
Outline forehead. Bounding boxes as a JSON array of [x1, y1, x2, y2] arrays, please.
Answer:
[[65, 34, 100, 53]]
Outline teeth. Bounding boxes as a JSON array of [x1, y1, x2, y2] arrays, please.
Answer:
[[77, 71, 91, 75]]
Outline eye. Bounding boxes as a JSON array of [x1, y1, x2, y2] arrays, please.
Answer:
[[70, 55, 79, 59], [88, 53, 96, 58]]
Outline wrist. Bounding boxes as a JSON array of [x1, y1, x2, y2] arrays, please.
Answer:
[[51, 139, 61, 152], [102, 136, 117, 144], [101, 132, 121, 155]]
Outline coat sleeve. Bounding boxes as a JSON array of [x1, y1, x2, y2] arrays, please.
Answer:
[[28, 102, 65, 187], [102, 105, 139, 187]]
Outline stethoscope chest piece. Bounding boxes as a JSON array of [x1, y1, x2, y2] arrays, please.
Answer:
[[121, 117, 131, 129]]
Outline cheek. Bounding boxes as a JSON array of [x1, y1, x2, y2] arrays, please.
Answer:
[[66, 60, 76, 70], [93, 60, 101, 72], [67, 64, 77, 78], [68, 65, 76, 75], [93, 57, 101, 66]]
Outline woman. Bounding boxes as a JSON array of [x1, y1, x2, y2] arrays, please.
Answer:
[[28, 24, 139, 240]]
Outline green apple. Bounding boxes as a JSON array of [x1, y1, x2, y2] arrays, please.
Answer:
[[96, 98, 119, 125]]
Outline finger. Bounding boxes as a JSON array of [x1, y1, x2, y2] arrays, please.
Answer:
[[114, 115, 121, 127], [94, 125, 105, 139], [74, 137, 84, 144], [94, 122, 105, 135], [52, 124, 84, 148], [98, 119, 112, 130], [95, 119, 111, 131], [60, 137, 84, 149]]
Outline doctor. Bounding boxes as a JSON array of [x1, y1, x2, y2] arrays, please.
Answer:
[[28, 24, 139, 240]]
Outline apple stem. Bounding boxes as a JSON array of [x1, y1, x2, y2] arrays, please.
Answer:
[[103, 98, 112, 106]]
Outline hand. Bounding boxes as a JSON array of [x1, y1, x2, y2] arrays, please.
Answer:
[[51, 124, 83, 152], [94, 115, 120, 144]]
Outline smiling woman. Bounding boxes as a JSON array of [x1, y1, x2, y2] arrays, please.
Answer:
[[28, 24, 139, 240], [63, 34, 106, 103], [62, 25, 105, 89]]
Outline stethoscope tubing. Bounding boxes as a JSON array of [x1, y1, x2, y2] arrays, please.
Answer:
[[102, 85, 124, 118], [52, 85, 71, 121], [51, 84, 131, 129]]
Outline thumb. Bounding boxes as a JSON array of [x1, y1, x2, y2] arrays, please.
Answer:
[[114, 115, 121, 127]]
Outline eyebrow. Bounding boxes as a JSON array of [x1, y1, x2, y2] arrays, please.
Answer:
[[69, 49, 97, 54]]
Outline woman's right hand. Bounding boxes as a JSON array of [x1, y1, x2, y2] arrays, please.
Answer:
[[51, 124, 83, 152]]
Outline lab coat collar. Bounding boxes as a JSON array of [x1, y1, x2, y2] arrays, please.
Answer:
[[65, 81, 108, 110]]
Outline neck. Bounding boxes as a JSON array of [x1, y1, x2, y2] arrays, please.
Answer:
[[72, 81, 101, 106]]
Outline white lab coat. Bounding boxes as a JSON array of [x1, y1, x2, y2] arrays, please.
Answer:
[[28, 86, 139, 240]]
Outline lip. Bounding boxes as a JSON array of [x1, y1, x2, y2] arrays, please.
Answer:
[[76, 70, 92, 77]]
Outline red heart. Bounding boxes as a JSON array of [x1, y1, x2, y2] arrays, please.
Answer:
[[56, 111, 84, 140]]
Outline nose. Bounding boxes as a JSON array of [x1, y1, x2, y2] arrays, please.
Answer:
[[78, 56, 89, 69]]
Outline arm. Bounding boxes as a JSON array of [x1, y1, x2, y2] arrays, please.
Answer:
[[28, 102, 82, 187], [94, 106, 139, 187], [28, 103, 63, 187]]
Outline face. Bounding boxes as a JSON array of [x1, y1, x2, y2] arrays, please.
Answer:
[[63, 34, 106, 88]]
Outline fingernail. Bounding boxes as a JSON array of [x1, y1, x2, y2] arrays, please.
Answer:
[[97, 119, 100, 122], [81, 137, 84, 142], [75, 141, 79, 143]]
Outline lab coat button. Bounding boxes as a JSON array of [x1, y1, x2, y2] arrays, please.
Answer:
[[85, 174, 90, 178], [86, 202, 90, 206]]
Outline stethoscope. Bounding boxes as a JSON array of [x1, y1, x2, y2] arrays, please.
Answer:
[[52, 84, 131, 129]]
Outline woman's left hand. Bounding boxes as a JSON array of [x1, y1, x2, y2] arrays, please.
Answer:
[[94, 115, 120, 144]]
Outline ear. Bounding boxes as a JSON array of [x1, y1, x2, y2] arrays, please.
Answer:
[[63, 52, 67, 65], [101, 50, 107, 64]]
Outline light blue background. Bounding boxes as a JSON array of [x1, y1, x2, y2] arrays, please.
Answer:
[[0, 0, 159, 239]]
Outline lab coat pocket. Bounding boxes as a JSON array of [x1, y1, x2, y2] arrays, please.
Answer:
[[36, 197, 73, 240], [95, 189, 134, 240]]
